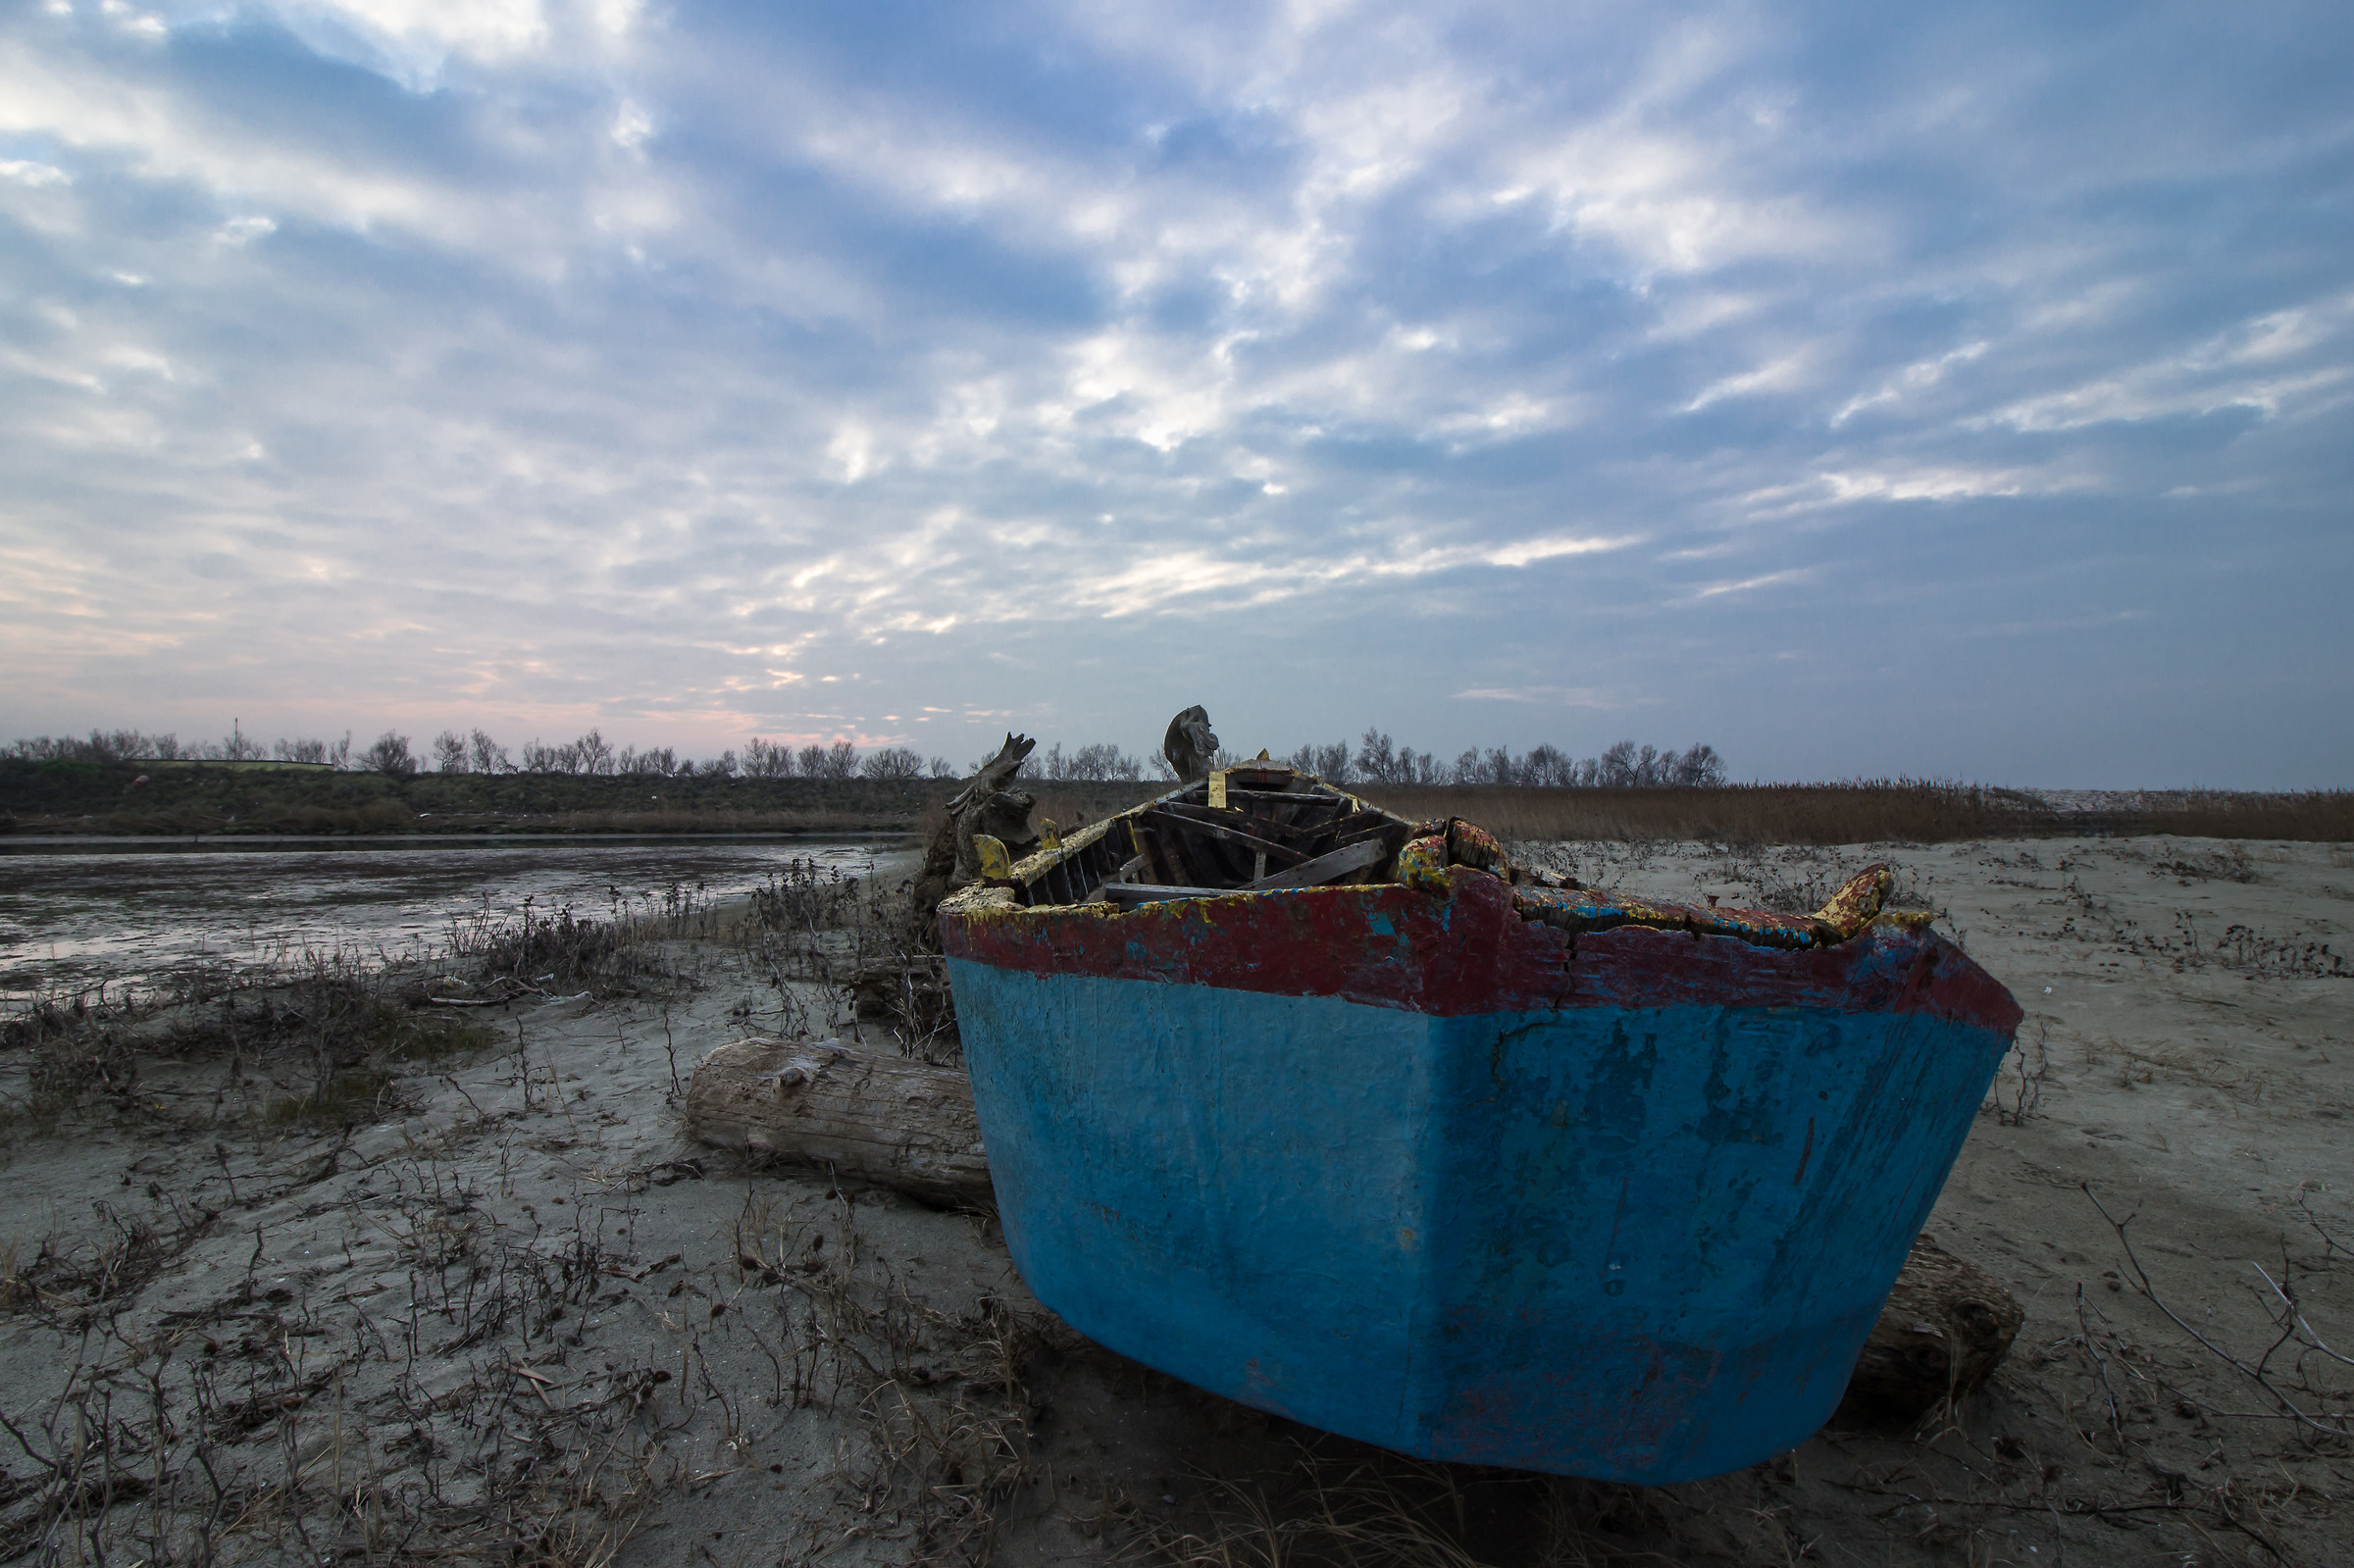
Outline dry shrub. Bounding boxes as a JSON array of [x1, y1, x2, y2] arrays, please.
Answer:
[[449, 893, 701, 996]]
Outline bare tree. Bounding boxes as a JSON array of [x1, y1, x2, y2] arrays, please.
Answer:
[[1670, 743, 1727, 786], [432, 731, 469, 772], [860, 746, 926, 780], [364, 731, 417, 776], [574, 728, 615, 775]]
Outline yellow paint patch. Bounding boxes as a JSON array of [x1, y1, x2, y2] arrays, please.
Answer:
[[973, 835, 1013, 879]]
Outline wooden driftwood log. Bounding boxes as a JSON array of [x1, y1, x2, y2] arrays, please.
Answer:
[[682, 1037, 991, 1208], [1162, 705, 1219, 784], [1832, 1233, 2025, 1425], [904, 733, 1038, 957]]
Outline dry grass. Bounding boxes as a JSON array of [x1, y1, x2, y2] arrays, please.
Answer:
[[1111, 1445, 1708, 1568], [1, 947, 506, 1146], [0, 1186, 682, 1565]]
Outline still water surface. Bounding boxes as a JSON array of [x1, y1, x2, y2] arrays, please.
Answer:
[[0, 835, 920, 1003]]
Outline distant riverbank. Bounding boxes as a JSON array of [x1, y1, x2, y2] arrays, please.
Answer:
[[2, 760, 2345, 843], [0, 758, 965, 837]]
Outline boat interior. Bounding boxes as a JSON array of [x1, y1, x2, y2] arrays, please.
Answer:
[[1010, 766, 1415, 909]]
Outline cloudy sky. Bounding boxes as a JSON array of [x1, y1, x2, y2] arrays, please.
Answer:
[[3, 0, 2349, 785]]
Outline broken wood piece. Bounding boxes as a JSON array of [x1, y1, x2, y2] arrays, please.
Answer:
[[682, 1038, 992, 1208], [1832, 1234, 2024, 1426], [1244, 837, 1389, 889]]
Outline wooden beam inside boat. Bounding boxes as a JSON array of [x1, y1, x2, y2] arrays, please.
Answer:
[[1243, 837, 1388, 889]]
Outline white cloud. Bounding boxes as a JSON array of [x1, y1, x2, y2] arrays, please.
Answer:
[[1693, 568, 1809, 598], [1454, 685, 1612, 706], [293, 0, 548, 62], [825, 425, 878, 483], [1435, 392, 1556, 443], [1830, 341, 1987, 427], [1985, 363, 2346, 432], [1736, 465, 2064, 520], [1055, 530, 1636, 619], [0, 159, 71, 186], [610, 98, 652, 151], [0, 47, 461, 241], [1683, 350, 1811, 412], [1979, 299, 2354, 432]]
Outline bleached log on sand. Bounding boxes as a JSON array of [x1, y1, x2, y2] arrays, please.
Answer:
[[682, 1037, 991, 1209]]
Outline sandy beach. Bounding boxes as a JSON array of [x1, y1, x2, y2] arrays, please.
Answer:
[[1, 835, 2346, 1565]]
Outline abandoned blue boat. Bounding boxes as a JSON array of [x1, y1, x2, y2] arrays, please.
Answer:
[[938, 771, 2021, 1483]]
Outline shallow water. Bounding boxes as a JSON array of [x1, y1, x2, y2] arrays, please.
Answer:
[[0, 835, 921, 1003]]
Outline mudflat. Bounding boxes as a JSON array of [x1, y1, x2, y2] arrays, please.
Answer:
[[0, 835, 2346, 1565]]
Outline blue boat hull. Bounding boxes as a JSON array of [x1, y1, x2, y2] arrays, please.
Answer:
[[947, 956, 2012, 1481], [940, 853, 2020, 1482]]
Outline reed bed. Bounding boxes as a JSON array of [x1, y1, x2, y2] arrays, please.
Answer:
[[1350, 783, 2354, 845]]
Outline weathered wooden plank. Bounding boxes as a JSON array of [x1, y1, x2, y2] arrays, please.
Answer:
[[1244, 837, 1389, 889], [1097, 884, 1229, 907], [682, 1037, 992, 1209]]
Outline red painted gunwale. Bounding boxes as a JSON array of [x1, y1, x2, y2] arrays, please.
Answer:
[[939, 866, 2021, 1035]]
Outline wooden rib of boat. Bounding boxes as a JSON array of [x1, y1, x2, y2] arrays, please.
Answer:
[[936, 766, 2021, 1483]]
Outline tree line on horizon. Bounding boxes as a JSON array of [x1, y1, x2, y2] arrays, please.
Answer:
[[3, 725, 1726, 790]]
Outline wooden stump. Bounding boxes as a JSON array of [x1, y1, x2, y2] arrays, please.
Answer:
[[681, 1037, 991, 1209], [1833, 1233, 2025, 1425]]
